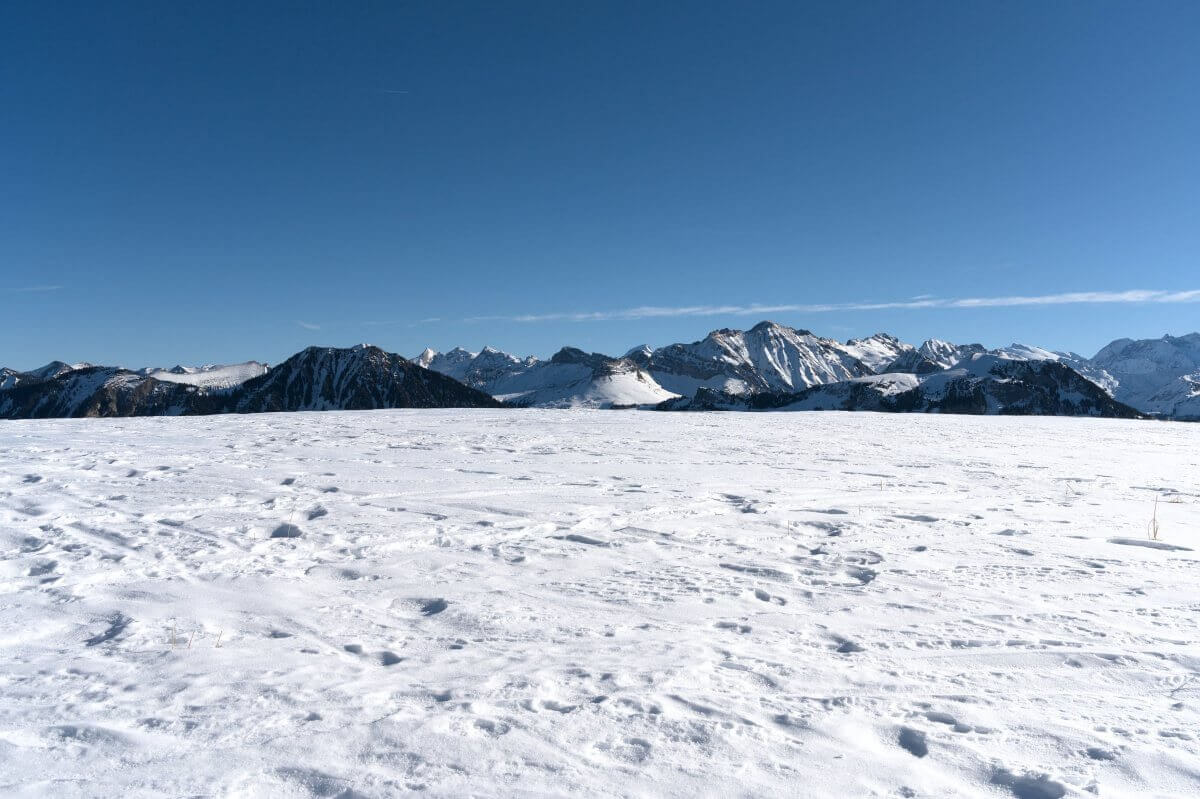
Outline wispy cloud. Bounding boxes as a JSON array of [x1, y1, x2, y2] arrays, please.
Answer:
[[466, 289, 1200, 323], [6, 285, 63, 293], [361, 317, 442, 328], [297, 321, 321, 330]]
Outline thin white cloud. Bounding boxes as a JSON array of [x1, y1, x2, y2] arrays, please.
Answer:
[[466, 289, 1200, 323], [361, 317, 442, 328], [6, 285, 63, 293], [297, 321, 321, 330]]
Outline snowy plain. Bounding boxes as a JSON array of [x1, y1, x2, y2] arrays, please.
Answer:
[[1, 410, 1198, 798]]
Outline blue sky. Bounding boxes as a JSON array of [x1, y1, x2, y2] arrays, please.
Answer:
[[4, 1, 1199, 370]]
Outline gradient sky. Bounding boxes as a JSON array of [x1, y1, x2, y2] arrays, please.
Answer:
[[4, 1, 1199, 370]]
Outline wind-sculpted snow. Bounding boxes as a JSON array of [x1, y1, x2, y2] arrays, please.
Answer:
[[2, 410, 1197, 796]]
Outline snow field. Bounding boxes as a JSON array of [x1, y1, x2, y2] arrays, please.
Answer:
[[0, 410, 1197, 797]]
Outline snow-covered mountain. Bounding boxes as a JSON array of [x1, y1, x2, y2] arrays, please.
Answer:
[[8, 328, 1200, 420], [417, 347, 538, 390], [978, 333, 1200, 418], [840, 333, 913, 372], [0, 346, 498, 419], [661, 352, 1140, 418], [497, 348, 678, 408], [0, 360, 94, 390], [415, 346, 676, 408], [411, 324, 1200, 419], [1090, 333, 1200, 418], [988, 344, 1119, 396], [0, 366, 200, 419], [141, 361, 268, 390], [626, 321, 876, 397], [883, 339, 987, 374], [227, 345, 499, 413]]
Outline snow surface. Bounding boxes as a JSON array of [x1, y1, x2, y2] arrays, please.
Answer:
[[2, 411, 1199, 797]]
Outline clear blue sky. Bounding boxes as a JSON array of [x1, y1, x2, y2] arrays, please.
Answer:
[[4, 1, 1199, 370]]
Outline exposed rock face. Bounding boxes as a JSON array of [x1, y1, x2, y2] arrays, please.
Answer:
[[0, 367, 202, 419], [226, 345, 501, 413]]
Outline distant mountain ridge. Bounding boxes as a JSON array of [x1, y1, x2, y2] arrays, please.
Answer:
[[5, 326, 1198, 420], [414, 323, 1198, 419], [660, 353, 1140, 418], [1091, 333, 1200, 419], [229, 345, 499, 413], [417, 345, 675, 408], [625, 321, 875, 396], [0, 345, 498, 419]]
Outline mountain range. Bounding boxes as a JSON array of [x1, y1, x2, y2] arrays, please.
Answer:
[[0, 345, 497, 419], [3, 325, 1198, 421]]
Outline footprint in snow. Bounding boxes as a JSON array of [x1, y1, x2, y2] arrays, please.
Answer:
[[989, 768, 1066, 799], [715, 621, 752, 634], [833, 637, 865, 654], [420, 598, 448, 616], [897, 727, 928, 758]]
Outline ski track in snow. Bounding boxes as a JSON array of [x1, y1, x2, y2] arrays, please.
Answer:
[[0, 410, 1198, 797]]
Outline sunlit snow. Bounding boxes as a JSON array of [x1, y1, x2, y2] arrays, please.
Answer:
[[1, 410, 1197, 796]]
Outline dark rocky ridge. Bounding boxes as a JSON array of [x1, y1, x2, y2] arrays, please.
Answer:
[[659, 358, 1142, 419], [227, 345, 500, 413]]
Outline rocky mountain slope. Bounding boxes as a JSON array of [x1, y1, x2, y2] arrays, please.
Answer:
[[625, 321, 876, 397], [0, 366, 201, 419], [884, 339, 987, 374], [1091, 333, 1200, 418], [228, 345, 499, 413], [661, 353, 1141, 418]]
